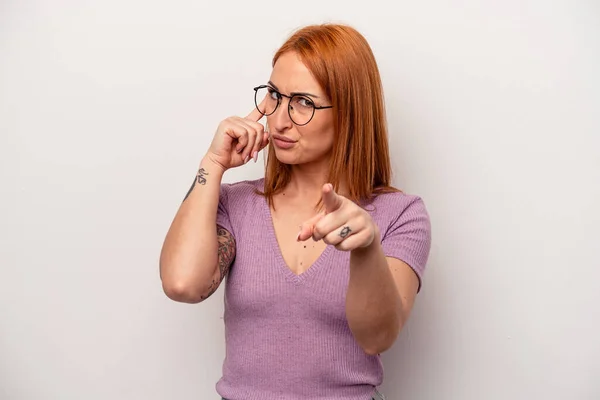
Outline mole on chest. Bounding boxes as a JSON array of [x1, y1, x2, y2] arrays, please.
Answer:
[[270, 202, 329, 275], [276, 236, 326, 275]]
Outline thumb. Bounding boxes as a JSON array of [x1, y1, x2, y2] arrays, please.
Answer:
[[258, 131, 270, 151], [297, 211, 325, 241], [322, 183, 343, 214]]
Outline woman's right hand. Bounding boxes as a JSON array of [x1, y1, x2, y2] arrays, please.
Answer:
[[205, 102, 269, 172]]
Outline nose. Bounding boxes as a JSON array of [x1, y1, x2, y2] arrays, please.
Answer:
[[268, 98, 293, 133]]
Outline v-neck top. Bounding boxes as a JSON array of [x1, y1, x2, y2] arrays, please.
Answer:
[[215, 178, 431, 400]]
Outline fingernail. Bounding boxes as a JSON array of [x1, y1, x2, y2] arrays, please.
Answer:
[[244, 155, 250, 163], [253, 151, 258, 163], [237, 147, 243, 154], [296, 231, 301, 241]]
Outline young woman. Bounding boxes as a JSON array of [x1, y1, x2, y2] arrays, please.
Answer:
[[160, 23, 432, 400]]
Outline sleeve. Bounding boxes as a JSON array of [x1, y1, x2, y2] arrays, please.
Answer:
[[216, 184, 235, 238], [380, 196, 432, 291]]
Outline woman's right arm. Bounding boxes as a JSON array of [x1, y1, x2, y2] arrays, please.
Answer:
[[159, 105, 268, 304], [159, 157, 233, 303]]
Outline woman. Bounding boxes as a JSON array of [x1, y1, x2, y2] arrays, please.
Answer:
[[160, 23, 431, 400]]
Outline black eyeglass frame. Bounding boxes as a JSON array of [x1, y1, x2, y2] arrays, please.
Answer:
[[253, 84, 333, 126]]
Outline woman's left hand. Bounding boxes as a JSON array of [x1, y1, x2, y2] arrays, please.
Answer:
[[298, 183, 379, 251]]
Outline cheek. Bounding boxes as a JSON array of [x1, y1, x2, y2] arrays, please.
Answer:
[[304, 121, 335, 150]]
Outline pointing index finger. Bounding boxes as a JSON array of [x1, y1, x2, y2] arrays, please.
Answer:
[[297, 211, 325, 241], [246, 97, 267, 122]]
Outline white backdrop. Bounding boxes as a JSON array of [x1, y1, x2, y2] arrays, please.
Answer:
[[1, 1, 599, 399]]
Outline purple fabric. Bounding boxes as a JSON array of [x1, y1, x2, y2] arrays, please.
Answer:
[[215, 179, 431, 400]]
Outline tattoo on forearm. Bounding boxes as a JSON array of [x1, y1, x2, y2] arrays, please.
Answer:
[[183, 177, 196, 202], [196, 168, 209, 185], [200, 227, 236, 301], [183, 168, 209, 202]]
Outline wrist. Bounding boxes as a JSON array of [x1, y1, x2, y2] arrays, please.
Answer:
[[200, 155, 227, 177]]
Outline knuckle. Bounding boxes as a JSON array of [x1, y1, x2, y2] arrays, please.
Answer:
[[357, 213, 368, 226], [335, 242, 347, 251], [313, 224, 324, 236]]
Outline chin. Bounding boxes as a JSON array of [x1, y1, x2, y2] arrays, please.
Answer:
[[270, 145, 330, 166], [272, 150, 299, 165]]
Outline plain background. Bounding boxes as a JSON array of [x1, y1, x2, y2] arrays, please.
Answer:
[[1, 1, 599, 399]]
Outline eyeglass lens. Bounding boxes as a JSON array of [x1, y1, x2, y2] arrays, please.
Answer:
[[254, 86, 315, 126]]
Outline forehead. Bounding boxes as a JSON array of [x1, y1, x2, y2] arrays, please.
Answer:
[[269, 52, 324, 96]]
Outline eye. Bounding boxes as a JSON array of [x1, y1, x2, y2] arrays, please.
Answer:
[[267, 87, 281, 100], [296, 97, 314, 108]]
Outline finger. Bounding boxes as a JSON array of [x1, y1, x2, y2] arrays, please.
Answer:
[[230, 125, 249, 154], [255, 132, 270, 161], [322, 183, 344, 214], [244, 121, 266, 163], [297, 212, 326, 241], [321, 222, 354, 246], [246, 97, 267, 122], [220, 119, 249, 154], [259, 131, 270, 150], [244, 119, 265, 136], [334, 230, 371, 252], [312, 211, 348, 241], [236, 119, 259, 162]]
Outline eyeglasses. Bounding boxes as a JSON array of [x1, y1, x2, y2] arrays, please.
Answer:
[[253, 84, 333, 126]]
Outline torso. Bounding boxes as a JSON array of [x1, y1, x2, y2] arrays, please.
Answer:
[[270, 193, 328, 276], [216, 178, 428, 399]]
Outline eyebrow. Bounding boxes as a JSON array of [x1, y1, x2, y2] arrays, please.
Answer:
[[268, 81, 321, 99]]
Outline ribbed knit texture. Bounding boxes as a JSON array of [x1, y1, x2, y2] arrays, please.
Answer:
[[215, 179, 431, 400]]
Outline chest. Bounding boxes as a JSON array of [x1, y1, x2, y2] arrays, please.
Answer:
[[223, 191, 358, 320], [270, 209, 328, 276]]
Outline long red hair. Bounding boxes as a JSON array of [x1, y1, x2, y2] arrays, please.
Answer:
[[262, 24, 399, 207]]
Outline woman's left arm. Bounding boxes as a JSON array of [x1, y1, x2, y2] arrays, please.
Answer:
[[346, 237, 419, 355], [300, 183, 425, 355]]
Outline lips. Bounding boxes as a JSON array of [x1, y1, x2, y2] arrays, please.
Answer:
[[271, 133, 296, 143], [270, 133, 297, 150]]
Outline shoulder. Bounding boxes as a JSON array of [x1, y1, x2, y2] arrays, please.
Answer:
[[221, 177, 264, 194], [368, 190, 428, 216], [366, 190, 431, 235], [220, 178, 264, 204], [369, 190, 432, 287]]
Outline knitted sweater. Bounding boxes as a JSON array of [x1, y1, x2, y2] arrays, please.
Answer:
[[215, 179, 431, 400]]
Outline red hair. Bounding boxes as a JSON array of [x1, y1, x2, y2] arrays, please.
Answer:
[[262, 24, 399, 207]]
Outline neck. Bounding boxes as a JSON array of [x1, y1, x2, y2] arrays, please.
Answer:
[[282, 157, 348, 203]]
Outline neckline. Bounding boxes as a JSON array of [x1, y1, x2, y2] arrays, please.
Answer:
[[260, 190, 332, 283]]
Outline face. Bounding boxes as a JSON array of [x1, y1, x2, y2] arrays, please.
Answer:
[[264, 52, 335, 166]]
